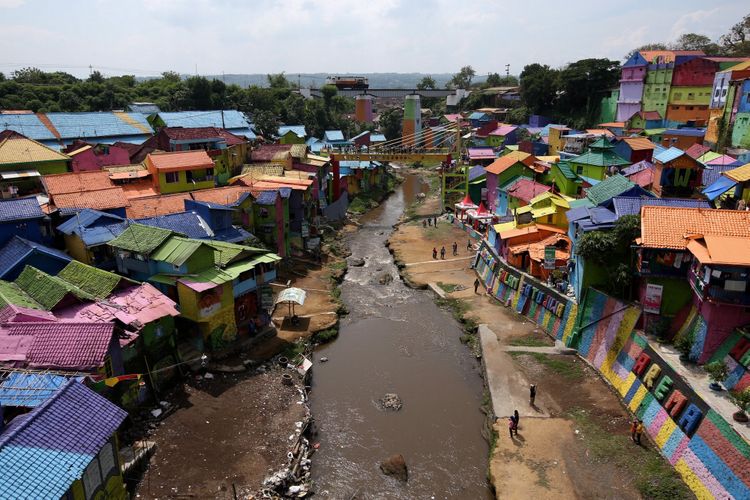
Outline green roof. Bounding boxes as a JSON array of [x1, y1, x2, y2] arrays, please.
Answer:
[[570, 147, 630, 168], [589, 137, 615, 150], [554, 161, 577, 180], [57, 260, 136, 299], [108, 224, 174, 254], [150, 236, 207, 266], [585, 174, 636, 205], [207, 240, 270, 267], [568, 198, 595, 209], [0, 280, 43, 310], [14, 266, 94, 310], [642, 128, 666, 136]]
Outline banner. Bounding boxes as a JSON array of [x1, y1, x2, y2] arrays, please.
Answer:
[[643, 283, 664, 314], [544, 245, 556, 270]]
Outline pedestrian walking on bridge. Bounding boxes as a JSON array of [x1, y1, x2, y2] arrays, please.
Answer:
[[452, 242, 458, 256]]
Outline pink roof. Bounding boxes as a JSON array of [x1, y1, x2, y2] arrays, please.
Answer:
[[0, 322, 114, 371], [506, 178, 551, 203], [468, 148, 496, 159], [56, 283, 179, 329], [705, 154, 740, 166], [489, 125, 517, 136], [0, 305, 57, 324], [178, 280, 219, 292]]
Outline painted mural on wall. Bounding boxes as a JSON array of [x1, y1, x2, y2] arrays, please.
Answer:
[[572, 288, 750, 499]]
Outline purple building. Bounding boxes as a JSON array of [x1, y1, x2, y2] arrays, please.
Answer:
[[616, 52, 648, 122]]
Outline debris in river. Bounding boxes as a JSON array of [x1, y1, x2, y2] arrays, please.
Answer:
[[379, 393, 403, 411], [380, 454, 408, 482]]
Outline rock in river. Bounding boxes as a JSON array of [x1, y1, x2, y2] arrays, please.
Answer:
[[379, 393, 402, 411], [376, 272, 393, 285], [380, 454, 408, 482], [348, 257, 365, 267]]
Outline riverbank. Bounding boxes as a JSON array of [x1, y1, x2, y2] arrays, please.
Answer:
[[387, 180, 692, 499]]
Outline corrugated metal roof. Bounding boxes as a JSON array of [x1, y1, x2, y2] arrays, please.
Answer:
[[324, 130, 345, 142], [0, 136, 69, 165], [278, 125, 306, 138], [157, 110, 251, 131], [663, 128, 705, 137], [653, 146, 685, 164], [137, 211, 213, 239], [0, 114, 57, 141], [612, 196, 711, 217], [150, 236, 207, 266], [725, 163, 750, 182], [43, 112, 154, 140], [585, 174, 637, 206]]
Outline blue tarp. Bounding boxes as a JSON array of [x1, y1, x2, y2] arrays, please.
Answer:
[[702, 176, 737, 201]]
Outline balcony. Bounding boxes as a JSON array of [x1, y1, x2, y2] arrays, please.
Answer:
[[690, 269, 750, 306]]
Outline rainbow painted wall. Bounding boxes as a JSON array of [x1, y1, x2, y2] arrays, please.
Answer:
[[474, 241, 578, 341], [572, 289, 750, 499], [709, 330, 750, 393]]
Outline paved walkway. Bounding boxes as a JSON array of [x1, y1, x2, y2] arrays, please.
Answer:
[[479, 325, 548, 419], [403, 256, 474, 267], [501, 342, 577, 355]]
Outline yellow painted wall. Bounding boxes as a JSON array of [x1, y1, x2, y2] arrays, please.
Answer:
[[64, 234, 93, 264]]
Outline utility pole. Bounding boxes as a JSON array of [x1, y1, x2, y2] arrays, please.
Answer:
[[298, 73, 301, 90], [88, 64, 93, 77], [505, 64, 510, 76]]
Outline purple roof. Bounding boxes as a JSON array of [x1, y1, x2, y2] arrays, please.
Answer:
[[468, 165, 486, 181], [611, 196, 712, 218], [1, 322, 114, 371], [702, 164, 738, 186], [621, 160, 654, 176], [663, 128, 705, 137], [253, 190, 278, 205], [0, 379, 126, 499], [468, 148, 496, 159]]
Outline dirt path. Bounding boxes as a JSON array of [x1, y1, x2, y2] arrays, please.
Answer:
[[388, 197, 691, 499]]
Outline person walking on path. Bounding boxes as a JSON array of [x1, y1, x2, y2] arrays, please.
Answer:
[[635, 419, 644, 445], [440, 246, 446, 259], [529, 384, 537, 406], [513, 409, 520, 430], [630, 419, 638, 443], [508, 417, 516, 438], [434, 216, 438, 226], [452, 242, 458, 256], [474, 278, 481, 294], [467, 239, 473, 251], [422, 219, 427, 228], [432, 247, 438, 260], [427, 217, 432, 227]]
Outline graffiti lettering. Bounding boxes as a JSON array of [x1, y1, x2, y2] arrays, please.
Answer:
[[643, 364, 661, 389], [653, 375, 672, 401], [633, 352, 651, 376], [664, 390, 687, 418], [678, 403, 703, 436]]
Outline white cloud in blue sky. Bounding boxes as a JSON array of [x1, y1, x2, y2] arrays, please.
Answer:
[[0, 0, 748, 78]]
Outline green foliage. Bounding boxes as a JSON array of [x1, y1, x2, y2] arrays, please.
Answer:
[[674, 329, 695, 358], [313, 327, 339, 344], [379, 107, 403, 140], [485, 73, 518, 87], [556, 58, 620, 123], [519, 63, 559, 113], [447, 65, 476, 89], [720, 13, 750, 56], [671, 33, 722, 54], [729, 387, 750, 413], [416, 76, 436, 90], [507, 106, 530, 125], [704, 361, 729, 383]]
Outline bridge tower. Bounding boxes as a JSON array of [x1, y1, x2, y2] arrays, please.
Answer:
[[355, 95, 373, 123], [402, 95, 421, 147]]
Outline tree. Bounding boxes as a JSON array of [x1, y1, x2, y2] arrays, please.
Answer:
[[448, 66, 476, 89], [519, 63, 559, 113], [11, 67, 48, 84], [671, 33, 722, 54], [720, 13, 750, 56], [379, 107, 403, 140], [88, 70, 105, 83], [557, 58, 620, 124], [507, 106, 530, 125], [0, 72, 5, 82], [416, 76, 436, 90], [486, 73, 519, 87], [253, 110, 278, 138], [267, 72, 290, 89], [185, 76, 213, 110], [161, 71, 182, 83]]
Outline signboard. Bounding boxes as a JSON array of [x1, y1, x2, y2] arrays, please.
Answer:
[[543, 245, 556, 270], [301, 222, 310, 238], [643, 283, 664, 314], [260, 286, 274, 310]]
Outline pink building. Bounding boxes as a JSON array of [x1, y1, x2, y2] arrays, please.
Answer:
[[65, 142, 132, 172], [616, 52, 649, 122]]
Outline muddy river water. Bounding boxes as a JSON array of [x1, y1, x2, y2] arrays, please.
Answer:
[[311, 175, 492, 499]]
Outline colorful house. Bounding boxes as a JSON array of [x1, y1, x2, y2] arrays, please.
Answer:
[[42, 171, 129, 217], [567, 137, 630, 181], [625, 110, 663, 131], [584, 174, 653, 207], [56, 209, 128, 268], [0, 132, 70, 196], [64, 142, 131, 173], [549, 160, 582, 197], [660, 128, 706, 150], [0, 236, 71, 280], [251, 189, 290, 257], [484, 151, 536, 213], [150, 110, 256, 141], [513, 191, 571, 229], [638, 206, 750, 362], [620, 160, 655, 189], [146, 151, 216, 194], [566, 205, 618, 299], [493, 223, 570, 280], [183, 199, 252, 243], [652, 147, 704, 197], [250, 144, 293, 170], [0, 380, 128, 500], [641, 50, 705, 119], [614, 136, 655, 163], [504, 178, 550, 212], [278, 125, 307, 144], [190, 185, 254, 231], [486, 125, 518, 148], [0, 197, 50, 247], [323, 130, 349, 149]]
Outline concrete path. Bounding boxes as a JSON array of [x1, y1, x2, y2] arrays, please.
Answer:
[[501, 342, 577, 355], [478, 325, 548, 419], [403, 256, 474, 266]]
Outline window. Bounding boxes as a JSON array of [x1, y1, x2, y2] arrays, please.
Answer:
[[165, 172, 179, 183], [576, 166, 583, 174], [674, 92, 682, 100], [206, 168, 214, 180], [687, 93, 694, 101], [185, 170, 193, 182]]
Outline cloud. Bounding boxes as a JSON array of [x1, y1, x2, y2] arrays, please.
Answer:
[[0, 0, 25, 7]]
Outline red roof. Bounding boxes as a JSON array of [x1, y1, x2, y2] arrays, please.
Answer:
[[1, 321, 115, 371], [191, 186, 252, 205], [146, 150, 213, 172], [53, 187, 129, 211], [506, 178, 551, 203], [685, 143, 711, 159], [126, 193, 191, 219], [251, 144, 293, 162], [43, 171, 114, 196]]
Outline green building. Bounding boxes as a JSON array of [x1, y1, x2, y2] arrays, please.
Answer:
[[642, 64, 673, 118], [568, 138, 631, 181]]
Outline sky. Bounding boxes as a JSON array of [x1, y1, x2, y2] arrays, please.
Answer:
[[1, 0, 748, 79]]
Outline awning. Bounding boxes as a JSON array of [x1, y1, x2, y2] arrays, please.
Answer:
[[0, 170, 41, 180], [702, 176, 737, 201], [275, 287, 306, 306]]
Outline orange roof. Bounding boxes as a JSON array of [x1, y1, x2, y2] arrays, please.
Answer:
[[687, 235, 750, 266], [621, 137, 655, 151], [43, 171, 113, 195], [498, 223, 565, 240], [639, 50, 704, 64], [146, 150, 213, 172], [508, 233, 571, 261], [586, 129, 615, 138], [597, 122, 625, 128], [126, 193, 191, 219], [121, 182, 159, 199], [191, 186, 253, 205], [485, 151, 534, 175], [248, 175, 314, 191], [640, 206, 750, 249], [53, 187, 129, 211]]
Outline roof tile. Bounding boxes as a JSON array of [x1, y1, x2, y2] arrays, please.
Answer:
[[640, 206, 750, 249], [146, 150, 213, 172], [43, 171, 113, 196]]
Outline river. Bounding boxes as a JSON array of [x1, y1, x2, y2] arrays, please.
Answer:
[[310, 174, 492, 499]]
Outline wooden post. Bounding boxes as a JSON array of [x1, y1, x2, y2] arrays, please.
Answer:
[[144, 356, 160, 400]]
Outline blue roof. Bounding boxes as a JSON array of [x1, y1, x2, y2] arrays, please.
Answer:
[[157, 111, 256, 140], [370, 134, 386, 142], [0, 197, 44, 222], [324, 130, 345, 142], [0, 380, 126, 499], [468, 164, 486, 181], [702, 176, 738, 201], [55, 209, 128, 247], [340, 161, 373, 169], [702, 164, 738, 186], [578, 175, 601, 186], [278, 187, 292, 199], [93, 134, 151, 145], [44, 112, 154, 141], [339, 166, 353, 177], [0, 372, 72, 408], [664, 128, 705, 137], [253, 190, 278, 205], [652, 144, 667, 157], [0, 114, 57, 141], [278, 125, 306, 138], [136, 212, 213, 239], [654, 146, 685, 164], [566, 206, 617, 232], [0, 236, 71, 279], [612, 196, 712, 217], [469, 112, 488, 120], [212, 226, 253, 243]]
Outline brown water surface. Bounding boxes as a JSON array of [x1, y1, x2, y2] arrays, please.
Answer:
[[311, 174, 492, 499]]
